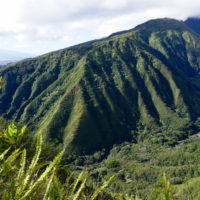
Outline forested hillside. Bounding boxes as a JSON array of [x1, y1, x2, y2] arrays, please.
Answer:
[[1, 18, 200, 154]]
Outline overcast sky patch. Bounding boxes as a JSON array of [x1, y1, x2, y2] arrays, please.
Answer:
[[0, 0, 199, 54]]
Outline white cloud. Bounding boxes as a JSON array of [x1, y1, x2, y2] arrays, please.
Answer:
[[0, 0, 199, 54]]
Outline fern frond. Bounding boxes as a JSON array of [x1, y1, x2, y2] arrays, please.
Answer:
[[53, 175, 64, 200], [16, 149, 26, 182], [4, 148, 20, 165], [20, 149, 64, 200], [73, 174, 88, 200], [43, 168, 55, 200], [20, 130, 42, 192], [28, 130, 42, 171], [0, 147, 10, 161], [90, 175, 115, 200], [70, 170, 85, 198]]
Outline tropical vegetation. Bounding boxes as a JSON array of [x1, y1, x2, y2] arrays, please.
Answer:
[[1, 17, 200, 199]]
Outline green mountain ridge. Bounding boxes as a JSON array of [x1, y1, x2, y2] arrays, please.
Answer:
[[1, 18, 200, 154], [184, 17, 200, 35]]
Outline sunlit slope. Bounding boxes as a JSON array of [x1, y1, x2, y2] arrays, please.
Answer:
[[1, 18, 200, 153]]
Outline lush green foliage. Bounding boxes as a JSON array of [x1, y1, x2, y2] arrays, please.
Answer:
[[73, 135, 200, 199], [2, 118, 192, 200], [0, 120, 119, 200], [0, 131, 65, 199], [0, 122, 26, 149], [2, 18, 200, 199], [0, 84, 182, 199], [1, 19, 200, 153], [0, 77, 122, 200]]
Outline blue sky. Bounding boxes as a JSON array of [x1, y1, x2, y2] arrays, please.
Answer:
[[0, 0, 200, 55]]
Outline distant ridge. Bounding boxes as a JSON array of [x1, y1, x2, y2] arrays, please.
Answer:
[[0, 49, 35, 65], [184, 17, 200, 34]]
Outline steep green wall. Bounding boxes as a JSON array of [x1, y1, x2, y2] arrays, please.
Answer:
[[1, 18, 200, 153]]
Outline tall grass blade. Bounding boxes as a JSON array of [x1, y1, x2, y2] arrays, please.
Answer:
[[73, 175, 88, 200], [17, 149, 26, 182]]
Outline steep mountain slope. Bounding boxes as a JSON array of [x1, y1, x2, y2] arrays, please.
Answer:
[[1, 18, 200, 154], [184, 17, 200, 35]]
